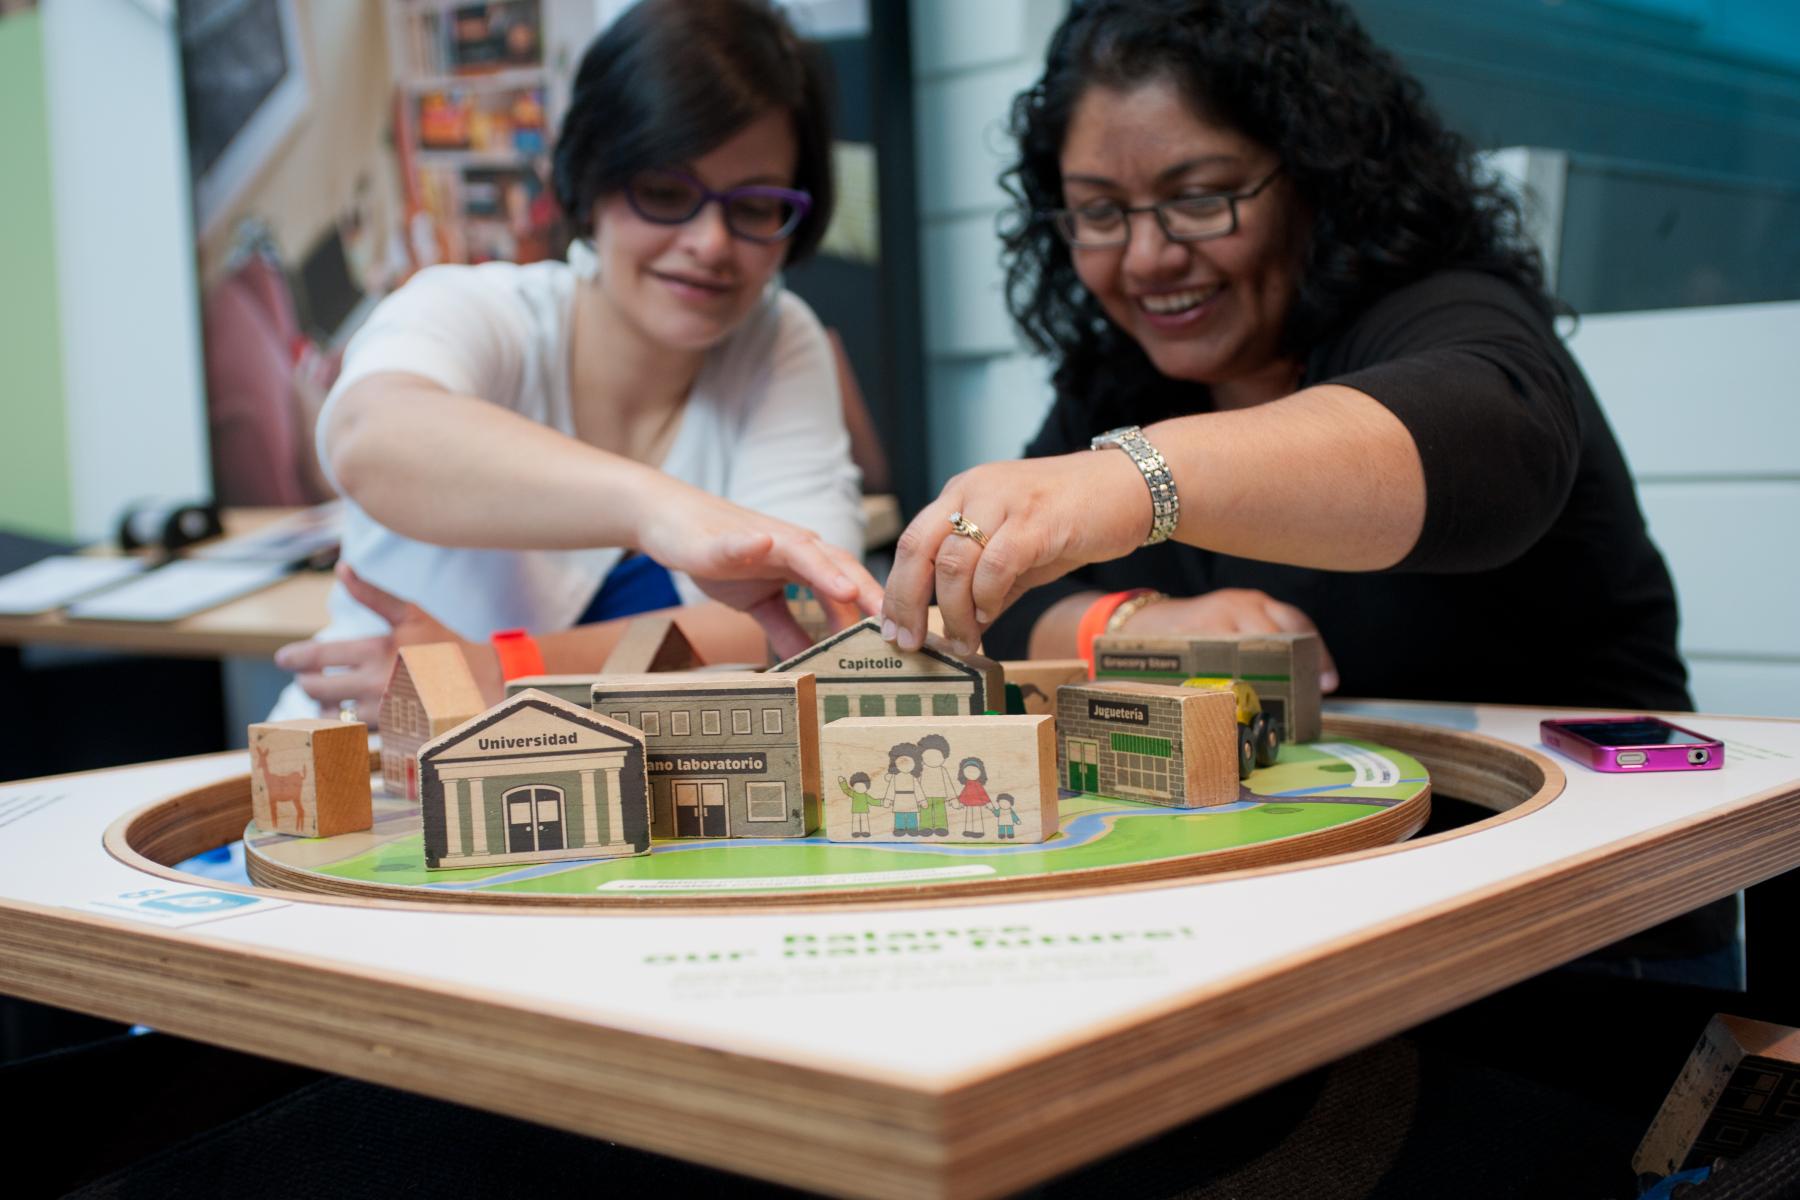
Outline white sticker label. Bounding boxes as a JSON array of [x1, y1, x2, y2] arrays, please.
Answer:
[[598, 864, 996, 893], [78, 886, 288, 928]]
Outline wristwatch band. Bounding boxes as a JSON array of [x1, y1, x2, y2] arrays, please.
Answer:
[[1090, 425, 1180, 545]]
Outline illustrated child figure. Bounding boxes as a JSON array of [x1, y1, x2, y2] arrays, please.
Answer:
[[955, 756, 991, 837], [917, 734, 954, 837], [874, 743, 923, 836], [992, 793, 1020, 840], [838, 772, 880, 838]]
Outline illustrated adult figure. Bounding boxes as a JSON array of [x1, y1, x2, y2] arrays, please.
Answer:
[[273, 0, 875, 719], [916, 734, 956, 838], [879, 0, 1724, 979], [874, 743, 925, 837]]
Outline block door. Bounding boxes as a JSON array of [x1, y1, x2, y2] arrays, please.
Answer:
[[674, 779, 729, 837], [505, 785, 566, 853], [1067, 738, 1099, 793]]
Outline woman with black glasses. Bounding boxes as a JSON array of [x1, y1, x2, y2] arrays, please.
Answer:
[[881, 0, 1722, 980], [273, 0, 877, 717]]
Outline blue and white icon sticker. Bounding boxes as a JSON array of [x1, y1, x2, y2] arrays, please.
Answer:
[[78, 886, 287, 928]]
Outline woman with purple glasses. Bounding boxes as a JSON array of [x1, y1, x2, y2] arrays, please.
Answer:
[[272, 0, 876, 718]]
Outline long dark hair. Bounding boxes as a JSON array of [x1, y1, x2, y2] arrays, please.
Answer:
[[553, 0, 835, 262], [1002, 0, 1549, 415]]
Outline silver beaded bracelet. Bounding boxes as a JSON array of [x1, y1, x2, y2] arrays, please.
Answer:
[[1090, 425, 1180, 546]]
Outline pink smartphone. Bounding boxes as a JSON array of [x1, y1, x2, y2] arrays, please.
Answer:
[[1539, 715, 1723, 773]]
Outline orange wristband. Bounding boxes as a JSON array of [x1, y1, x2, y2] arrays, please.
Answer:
[[1075, 589, 1148, 675], [490, 629, 546, 681]]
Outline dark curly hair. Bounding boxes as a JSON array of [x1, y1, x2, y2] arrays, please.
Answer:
[[553, 0, 835, 263], [1002, 0, 1550, 414]]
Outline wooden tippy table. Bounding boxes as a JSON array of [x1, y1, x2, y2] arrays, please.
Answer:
[[2, 701, 1798, 1199]]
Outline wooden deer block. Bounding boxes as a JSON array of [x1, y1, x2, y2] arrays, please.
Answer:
[[377, 642, 485, 802], [591, 672, 821, 839], [248, 719, 372, 838], [1092, 631, 1323, 743], [601, 614, 702, 675], [772, 617, 1005, 730], [820, 715, 1057, 844], [419, 689, 651, 870], [1002, 659, 1090, 715], [1635, 1015, 1800, 1177], [1055, 681, 1238, 808]]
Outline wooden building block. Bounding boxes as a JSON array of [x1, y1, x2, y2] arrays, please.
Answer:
[[504, 674, 599, 707], [419, 689, 651, 870], [1002, 659, 1089, 715], [248, 718, 372, 838], [772, 617, 1004, 729], [377, 643, 486, 802], [1635, 1015, 1800, 1177], [601, 614, 702, 675], [1093, 631, 1323, 742], [591, 672, 820, 839], [820, 715, 1057, 843], [1056, 681, 1238, 807]]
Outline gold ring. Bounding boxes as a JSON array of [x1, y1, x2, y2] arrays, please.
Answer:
[[947, 511, 989, 548]]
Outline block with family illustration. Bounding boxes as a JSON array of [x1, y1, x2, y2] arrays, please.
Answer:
[[819, 715, 1058, 844]]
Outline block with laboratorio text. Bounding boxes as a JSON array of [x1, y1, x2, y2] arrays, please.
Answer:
[[248, 718, 372, 838], [771, 617, 1004, 729], [590, 672, 820, 839], [1092, 631, 1321, 742], [820, 715, 1057, 843], [418, 689, 650, 870], [1056, 681, 1239, 807]]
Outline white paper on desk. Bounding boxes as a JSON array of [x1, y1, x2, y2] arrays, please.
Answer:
[[0, 556, 147, 615], [65, 560, 289, 622]]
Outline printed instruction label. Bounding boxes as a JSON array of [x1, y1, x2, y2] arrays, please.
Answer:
[[77, 886, 288, 928]]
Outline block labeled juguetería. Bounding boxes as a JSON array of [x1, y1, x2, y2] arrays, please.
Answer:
[[1092, 631, 1322, 742], [591, 671, 820, 839], [1056, 681, 1238, 807], [820, 715, 1057, 843], [248, 718, 372, 838], [418, 689, 650, 870]]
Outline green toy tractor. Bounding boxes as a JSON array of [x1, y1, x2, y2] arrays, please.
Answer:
[[1182, 676, 1281, 779]]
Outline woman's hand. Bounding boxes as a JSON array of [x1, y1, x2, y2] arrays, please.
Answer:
[[273, 564, 504, 723], [1121, 589, 1340, 692], [882, 450, 1152, 654], [633, 481, 883, 660]]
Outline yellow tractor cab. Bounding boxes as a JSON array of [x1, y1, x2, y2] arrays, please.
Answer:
[[1182, 677, 1281, 779]]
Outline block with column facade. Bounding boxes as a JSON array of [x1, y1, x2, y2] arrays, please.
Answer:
[[1092, 631, 1321, 742], [771, 617, 1004, 730], [418, 689, 650, 870], [591, 672, 820, 839], [248, 718, 372, 838], [1055, 681, 1239, 808], [820, 715, 1058, 843]]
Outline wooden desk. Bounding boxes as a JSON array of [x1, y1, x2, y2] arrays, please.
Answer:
[[2, 702, 1797, 1198], [0, 496, 905, 662]]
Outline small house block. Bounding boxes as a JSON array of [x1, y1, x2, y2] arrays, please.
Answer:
[[248, 718, 372, 838], [418, 689, 650, 870], [377, 642, 486, 801], [1056, 680, 1238, 807], [820, 715, 1057, 843], [601, 614, 702, 675]]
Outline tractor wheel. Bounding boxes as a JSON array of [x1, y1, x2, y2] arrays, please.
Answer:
[[1236, 724, 1255, 779], [1251, 712, 1280, 768]]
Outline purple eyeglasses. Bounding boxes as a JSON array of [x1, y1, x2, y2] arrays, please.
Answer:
[[624, 168, 812, 244]]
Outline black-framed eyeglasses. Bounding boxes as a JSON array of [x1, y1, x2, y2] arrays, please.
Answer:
[[1046, 166, 1283, 248], [624, 168, 812, 244]]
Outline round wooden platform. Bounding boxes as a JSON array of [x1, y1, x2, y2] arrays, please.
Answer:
[[106, 717, 1564, 911]]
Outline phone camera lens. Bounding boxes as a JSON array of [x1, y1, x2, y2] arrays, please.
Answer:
[[1688, 749, 1710, 764]]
